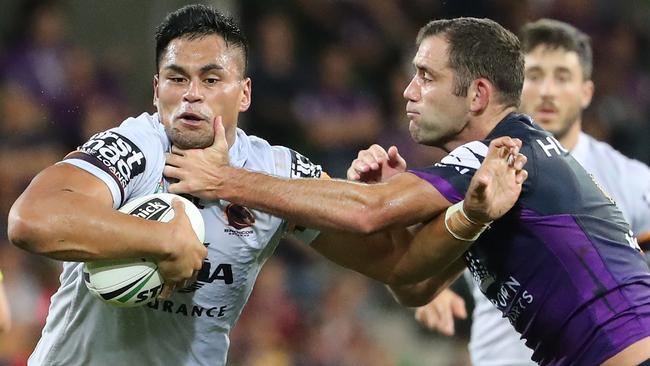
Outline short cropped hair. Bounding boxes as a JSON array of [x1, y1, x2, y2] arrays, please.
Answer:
[[155, 4, 248, 75], [519, 19, 592, 80], [417, 17, 524, 108]]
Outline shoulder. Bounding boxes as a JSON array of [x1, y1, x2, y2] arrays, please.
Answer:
[[117, 112, 168, 149], [238, 131, 323, 179], [583, 134, 650, 180]]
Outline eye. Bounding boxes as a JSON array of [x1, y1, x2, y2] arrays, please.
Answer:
[[556, 73, 571, 83], [418, 70, 433, 83], [526, 72, 542, 81], [204, 78, 220, 85], [168, 76, 186, 83]]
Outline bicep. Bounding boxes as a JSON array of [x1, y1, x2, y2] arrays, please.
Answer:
[[17, 163, 114, 208], [373, 172, 452, 229]]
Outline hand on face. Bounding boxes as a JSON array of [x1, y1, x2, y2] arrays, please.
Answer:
[[164, 116, 230, 201], [346, 145, 407, 183], [463, 136, 528, 224]]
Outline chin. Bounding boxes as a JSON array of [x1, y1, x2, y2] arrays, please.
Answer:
[[170, 129, 212, 149]]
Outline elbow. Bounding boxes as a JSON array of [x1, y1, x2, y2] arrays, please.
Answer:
[[348, 197, 393, 234], [389, 285, 434, 307], [7, 201, 43, 254]]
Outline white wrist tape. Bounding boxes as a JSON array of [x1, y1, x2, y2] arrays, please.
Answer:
[[444, 200, 492, 242]]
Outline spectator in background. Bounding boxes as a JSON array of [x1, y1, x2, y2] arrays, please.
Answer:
[[293, 44, 382, 177], [245, 12, 307, 151], [1, 1, 124, 150]]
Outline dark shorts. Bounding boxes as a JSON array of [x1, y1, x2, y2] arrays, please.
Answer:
[[639, 359, 650, 366]]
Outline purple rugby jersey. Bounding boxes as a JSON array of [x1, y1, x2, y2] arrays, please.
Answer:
[[410, 114, 650, 366]]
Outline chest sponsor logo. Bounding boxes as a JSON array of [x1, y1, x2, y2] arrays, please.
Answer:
[[126, 198, 171, 220], [79, 131, 145, 188], [146, 243, 235, 318], [179, 244, 234, 293]]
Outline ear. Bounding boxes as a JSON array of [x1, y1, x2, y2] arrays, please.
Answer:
[[153, 74, 160, 110], [239, 77, 252, 112], [469, 78, 492, 113], [580, 79, 594, 109]]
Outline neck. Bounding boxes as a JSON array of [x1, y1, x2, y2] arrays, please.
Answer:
[[557, 119, 582, 151], [443, 105, 517, 152]]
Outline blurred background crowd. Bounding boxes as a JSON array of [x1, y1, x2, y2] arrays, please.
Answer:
[[1, 0, 650, 365]]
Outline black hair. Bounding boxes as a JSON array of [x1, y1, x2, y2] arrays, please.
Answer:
[[417, 17, 524, 108], [155, 4, 248, 75]]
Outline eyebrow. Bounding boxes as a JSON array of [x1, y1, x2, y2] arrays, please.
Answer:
[[525, 65, 573, 75], [163, 63, 224, 75]]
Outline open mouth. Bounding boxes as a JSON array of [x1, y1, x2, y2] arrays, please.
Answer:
[[177, 112, 206, 126]]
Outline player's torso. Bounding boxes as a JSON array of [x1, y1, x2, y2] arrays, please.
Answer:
[[465, 115, 650, 365], [412, 114, 650, 365], [30, 113, 289, 366]]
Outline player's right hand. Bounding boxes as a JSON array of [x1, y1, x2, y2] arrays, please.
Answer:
[[414, 288, 467, 336], [346, 144, 407, 183], [157, 199, 207, 299]]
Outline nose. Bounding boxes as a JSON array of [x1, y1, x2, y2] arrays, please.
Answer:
[[403, 76, 420, 102], [539, 77, 556, 97], [183, 79, 204, 103]]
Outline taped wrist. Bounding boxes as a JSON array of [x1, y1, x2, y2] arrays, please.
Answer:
[[444, 201, 492, 241]]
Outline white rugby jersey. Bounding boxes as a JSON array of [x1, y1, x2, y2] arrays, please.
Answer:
[[468, 131, 650, 366], [29, 112, 322, 366]]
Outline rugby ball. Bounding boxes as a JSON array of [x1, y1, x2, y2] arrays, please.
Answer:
[[83, 193, 205, 307]]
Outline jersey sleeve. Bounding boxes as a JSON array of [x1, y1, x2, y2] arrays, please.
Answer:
[[409, 140, 490, 204], [59, 117, 165, 208], [271, 146, 323, 244]]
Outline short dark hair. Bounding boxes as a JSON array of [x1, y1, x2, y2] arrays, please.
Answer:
[[519, 19, 592, 80], [416, 17, 524, 108], [155, 4, 248, 75]]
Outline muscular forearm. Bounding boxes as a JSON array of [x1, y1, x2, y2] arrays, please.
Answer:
[[388, 258, 466, 307], [312, 212, 472, 287], [389, 213, 474, 284], [8, 188, 173, 262], [211, 167, 442, 233]]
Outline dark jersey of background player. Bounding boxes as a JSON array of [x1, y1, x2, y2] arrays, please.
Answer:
[[411, 112, 650, 365]]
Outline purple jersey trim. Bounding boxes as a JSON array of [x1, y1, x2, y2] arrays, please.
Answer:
[[408, 170, 464, 202]]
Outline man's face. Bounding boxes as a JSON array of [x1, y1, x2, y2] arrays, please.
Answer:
[[520, 45, 593, 140], [154, 34, 251, 149], [403, 36, 469, 148]]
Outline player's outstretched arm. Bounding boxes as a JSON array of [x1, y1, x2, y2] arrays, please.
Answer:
[[7, 164, 204, 271], [387, 137, 528, 305], [165, 118, 448, 233]]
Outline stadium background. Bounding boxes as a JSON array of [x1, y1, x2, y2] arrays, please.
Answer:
[[1, 0, 649, 365]]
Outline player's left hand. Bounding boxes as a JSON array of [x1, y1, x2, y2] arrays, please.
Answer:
[[164, 116, 230, 200], [464, 136, 528, 224]]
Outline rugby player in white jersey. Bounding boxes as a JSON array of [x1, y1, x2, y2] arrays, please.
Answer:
[[7, 5, 325, 366], [414, 19, 650, 366]]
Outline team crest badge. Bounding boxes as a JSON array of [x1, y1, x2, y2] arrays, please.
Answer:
[[225, 204, 255, 229]]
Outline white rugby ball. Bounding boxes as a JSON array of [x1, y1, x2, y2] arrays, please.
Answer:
[[83, 193, 205, 307]]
